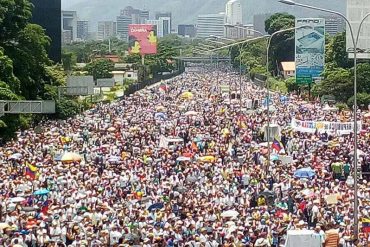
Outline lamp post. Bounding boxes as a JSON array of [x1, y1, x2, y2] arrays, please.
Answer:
[[265, 25, 312, 172], [279, 0, 370, 240]]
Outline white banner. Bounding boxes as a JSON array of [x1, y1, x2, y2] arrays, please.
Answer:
[[291, 118, 362, 135]]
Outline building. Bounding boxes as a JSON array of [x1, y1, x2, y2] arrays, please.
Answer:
[[62, 30, 73, 44], [225, 0, 243, 25], [253, 13, 272, 35], [159, 17, 171, 36], [225, 24, 254, 39], [155, 12, 172, 30], [178, 24, 196, 37], [347, 0, 370, 59], [61, 11, 77, 44], [196, 13, 225, 38], [77, 20, 89, 41], [30, 0, 61, 62], [116, 15, 132, 40], [281, 61, 295, 78], [117, 6, 149, 41], [146, 19, 162, 37], [97, 21, 116, 41], [320, 15, 345, 36]]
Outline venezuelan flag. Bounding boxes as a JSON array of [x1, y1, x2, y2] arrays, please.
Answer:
[[272, 136, 284, 152], [25, 163, 38, 180], [362, 218, 370, 233]]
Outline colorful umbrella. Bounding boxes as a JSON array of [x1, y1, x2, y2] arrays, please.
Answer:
[[33, 189, 50, 196], [294, 167, 316, 179], [197, 156, 216, 163], [181, 92, 194, 99]]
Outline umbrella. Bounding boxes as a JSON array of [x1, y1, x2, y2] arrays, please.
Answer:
[[155, 112, 167, 119], [197, 156, 216, 163], [9, 197, 25, 203], [55, 152, 82, 162], [108, 156, 121, 163], [176, 156, 191, 162], [221, 210, 239, 218], [181, 92, 194, 99], [107, 127, 116, 132], [9, 153, 23, 160], [33, 189, 50, 196], [294, 167, 316, 179], [0, 222, 9, 230], [148, 203, 164, 211], [184, 111, 198, 116]]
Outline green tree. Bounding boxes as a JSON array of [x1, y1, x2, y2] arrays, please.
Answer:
[[0, 0, 32, 43], [0, 48, 20, 92], [61, 52, 77, 73], [86, 59, 114, 80], [265, 13, 295, 75], [354, 63, 370, 94], [326, 32, 352, 68]]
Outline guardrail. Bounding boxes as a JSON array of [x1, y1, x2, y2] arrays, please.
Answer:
[[123, 68, 185, 97]]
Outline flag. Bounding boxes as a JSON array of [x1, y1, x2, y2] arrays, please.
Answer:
[[25, 162, 38, 180], [272, 136, 283, 152], [362, 218, 370, 233]]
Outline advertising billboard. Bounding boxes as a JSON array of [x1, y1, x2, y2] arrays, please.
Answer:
[[128, 24, 157, 55], [295, 18, 325, 84]]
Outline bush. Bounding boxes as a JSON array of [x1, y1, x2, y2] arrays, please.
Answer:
[[55, 99, 81, 119], [347, 93, 370, 109], [336, 103, 349, 111]]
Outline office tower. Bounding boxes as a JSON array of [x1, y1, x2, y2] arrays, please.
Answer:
[[346, 0, 370, 59], [116, 15, 132, 40], [97, 21, 116, 41], [225, 0, 243, 25], [253, 13, 272, 35], [225, 24, 254, 39], [61, 11, 77, 44], [197, 13, 225, 38], [146, 19, 162, 37], [156, 12, 172, 33], [159, 17, 171, 36], [121, 6, 149, 24], [30, 0, 61, 62], [321, 15, 345, 36], [178, 24, 196, 37], [77, 20, 89, 41]]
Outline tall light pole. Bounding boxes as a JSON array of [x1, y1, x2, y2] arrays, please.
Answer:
[[265, 25, 312, 172], [279, 0, 370, 240]]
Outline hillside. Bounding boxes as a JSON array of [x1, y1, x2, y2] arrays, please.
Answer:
[[62, 0, 346, 29]]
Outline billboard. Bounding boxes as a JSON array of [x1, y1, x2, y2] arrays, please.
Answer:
[[128, 24, 157, 55], [295, 18, 325, 84], [346, 0, 370, 59]]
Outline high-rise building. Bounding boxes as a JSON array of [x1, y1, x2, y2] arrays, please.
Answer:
[[97, 21, 116, 41], [121, 6, 149, 24], [61, 11, 77, 44], [116, 15, 132, 41], [196, 13, 225, 38], [347, 0, 370, 59], [253, 13, 271, 35], [225, 24, 254, 39], [320, 15, 345, 36], [146, 19, 162, 37], [156, 12, 172, 33], [225, 0, 243, 25], [159, 17, 171, 36], [30, 0, 61, 62], [77, 20, 89, 41], [178, 24, 196, 37]]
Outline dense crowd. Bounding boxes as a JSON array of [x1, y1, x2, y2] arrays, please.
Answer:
[[0, 67, 369, 247]]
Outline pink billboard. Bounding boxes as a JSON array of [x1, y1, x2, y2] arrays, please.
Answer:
[[128, 24, 158, 55]]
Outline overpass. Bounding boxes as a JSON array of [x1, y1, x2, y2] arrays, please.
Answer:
[[174, 56, 231, 62]]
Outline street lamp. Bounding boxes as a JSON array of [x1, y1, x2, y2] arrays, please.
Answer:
[[265, 25, 312, 171], [279, 0, 370, 240]]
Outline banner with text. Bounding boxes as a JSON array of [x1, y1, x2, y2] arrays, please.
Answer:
[[291, 118, 362, 135], [128, 24, 157, 55], [295, 18, 325, 84]]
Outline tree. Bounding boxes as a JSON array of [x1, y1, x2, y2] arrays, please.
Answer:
[[0, 48, 20, 93], [265, 13, 295, 75], [353, 63, 370, 94], [86, 59, 114, 80], [326, 32, 352, 68], [0, 0, 32, 44], [61, 52, 77, 73]]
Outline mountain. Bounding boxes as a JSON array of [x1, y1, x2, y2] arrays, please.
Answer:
[[62, 0, 346, 30]]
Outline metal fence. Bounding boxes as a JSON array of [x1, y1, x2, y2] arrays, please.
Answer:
[[123, 69, 185, 97]]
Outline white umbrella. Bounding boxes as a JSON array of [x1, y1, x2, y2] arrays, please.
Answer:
[[221, 210, 239, 218], [184, 111, 198, 116], [9, 197, 25, 203], [176, 156, 191, 162]]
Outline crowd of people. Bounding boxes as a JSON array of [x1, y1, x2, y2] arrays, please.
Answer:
[[0, 66, 369, 247]]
